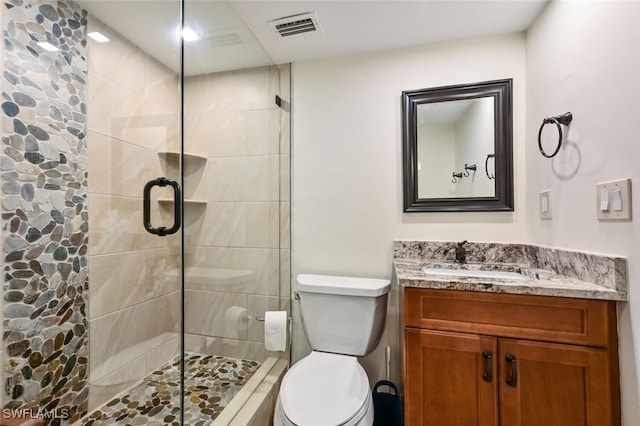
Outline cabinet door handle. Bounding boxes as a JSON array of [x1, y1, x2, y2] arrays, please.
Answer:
[[505, 353, 518, 387], [482, 350, 493, 382]]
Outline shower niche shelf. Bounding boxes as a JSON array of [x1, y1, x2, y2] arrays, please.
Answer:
[[158, 151, 207, 163], [157, 151, 207, 207]]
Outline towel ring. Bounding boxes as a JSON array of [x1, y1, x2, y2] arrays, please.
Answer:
[[538, 112, 572, 158]]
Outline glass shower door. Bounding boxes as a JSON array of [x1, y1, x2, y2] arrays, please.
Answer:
[[1, 0, 289, 423], [1, 0, 185, 422], [81, 0, 185, 422], [180, 1, 290, 423]]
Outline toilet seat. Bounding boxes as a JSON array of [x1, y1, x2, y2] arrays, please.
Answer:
[[279, 351, 370, 426]]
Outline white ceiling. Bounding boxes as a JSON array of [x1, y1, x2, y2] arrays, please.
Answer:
[[232, 0, 548, 65], [79, 0, 548, 76]]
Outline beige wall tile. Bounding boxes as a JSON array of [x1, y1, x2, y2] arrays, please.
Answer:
[[186, 333, 268, 362], [279, 202, 290, 249], [88, 356, 147, 412], [146, 247, 181, 298], [90, 294, 180, 380], [88, 194, 174, 255], [205, 247, 279, 296], [145, 335, 180, 373], [87, 132, 152, 198], [183, 266, 256, 293], [183, 157, 207, 200], [185, 202, 247, 247], [206, 157, 247, 201], [278, 63, 291, 100], [204, 337, 268, 362], [184, 290, 248, 339], [279, 154, 290, 201], [89, 251, 147, 319], [244, 156, 280, 201], [150, 150, 178, 182], [184, 333, 208, 354], [185, 111, 246, 158], [246, 108, 280, 156], [87, 73, 136, 138], [143, 54, 180, 113], [280, 249, 291, 299], [88, 72, 178, 151], [246, 202, 279, 248], [280, 297, 290, 314], [184, 246, 206, 268], [88, 17, 146, 93], [205, 155, 280, 202], [118, 100, 180, 152], [184, 66, 279, 115], [279, 96, 291, 156]]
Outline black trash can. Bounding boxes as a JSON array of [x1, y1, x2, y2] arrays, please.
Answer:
[[372, 380, 403, 426]]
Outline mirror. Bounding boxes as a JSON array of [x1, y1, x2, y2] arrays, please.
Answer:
[[402, 79, 514, 212]]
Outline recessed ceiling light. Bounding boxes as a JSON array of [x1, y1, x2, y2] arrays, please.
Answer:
[[88, 32, 110, 43], [182, 27, 199, 42], [37, 42, 59, 52]]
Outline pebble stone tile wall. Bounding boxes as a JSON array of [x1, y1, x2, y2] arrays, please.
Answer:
[[2, 0, 89, 423]]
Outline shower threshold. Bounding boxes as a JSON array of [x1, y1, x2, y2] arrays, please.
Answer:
[[84, 353, 260, 425]]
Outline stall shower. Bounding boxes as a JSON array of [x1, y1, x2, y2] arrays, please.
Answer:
[[1, 0, 290, 423]]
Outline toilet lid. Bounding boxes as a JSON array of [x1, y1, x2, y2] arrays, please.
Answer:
[[281, 351, 369, 426]]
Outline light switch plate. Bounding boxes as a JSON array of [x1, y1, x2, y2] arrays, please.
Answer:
[[539, 190, 552, 219], [596, 178, 632, 220]]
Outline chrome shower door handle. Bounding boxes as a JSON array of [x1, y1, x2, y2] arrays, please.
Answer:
[[143, 177, 182, 236]]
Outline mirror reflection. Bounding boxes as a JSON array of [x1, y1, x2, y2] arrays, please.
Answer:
[[417, 97, 495, 199]]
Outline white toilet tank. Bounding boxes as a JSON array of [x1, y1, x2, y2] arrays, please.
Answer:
[[297, 274, 391, 356]]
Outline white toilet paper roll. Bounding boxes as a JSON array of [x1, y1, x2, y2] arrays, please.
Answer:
[[264, 311, 287, 352]]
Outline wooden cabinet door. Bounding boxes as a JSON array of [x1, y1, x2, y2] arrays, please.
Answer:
[[404, 328, 498, 426], [499, 338, 617, 426]]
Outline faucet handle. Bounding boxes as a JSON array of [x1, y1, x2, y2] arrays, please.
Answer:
[[457, 240, 468, 247]]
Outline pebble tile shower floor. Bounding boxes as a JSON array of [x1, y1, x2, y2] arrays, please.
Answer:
[[84, 353, 260, 425]]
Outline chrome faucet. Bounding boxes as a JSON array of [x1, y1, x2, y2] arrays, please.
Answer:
[[455, 240, 468, 263]]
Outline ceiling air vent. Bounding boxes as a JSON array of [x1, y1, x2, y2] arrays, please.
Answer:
[[268, 12, 320, 37]]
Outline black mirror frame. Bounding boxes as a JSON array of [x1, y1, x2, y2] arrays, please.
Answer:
[[402, 78, 514, 212]]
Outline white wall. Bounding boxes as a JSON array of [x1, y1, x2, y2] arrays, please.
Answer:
[[291, 33, 526, 382], [418, 124, 456, 198], [526, 1, 640, 423], [455, 98, 495, 197]]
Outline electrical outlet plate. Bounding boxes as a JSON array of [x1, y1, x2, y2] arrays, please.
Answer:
[[539, 190, 552, 219], [596, 178, 632, 220]]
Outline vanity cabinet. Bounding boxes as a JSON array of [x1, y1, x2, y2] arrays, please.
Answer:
[[402, 288, 621, 426]]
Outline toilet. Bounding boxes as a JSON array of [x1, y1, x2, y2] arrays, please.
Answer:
[[274, 274, 391, 426]]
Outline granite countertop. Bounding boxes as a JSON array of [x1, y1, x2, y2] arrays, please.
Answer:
[[393, 241, 628, 301]]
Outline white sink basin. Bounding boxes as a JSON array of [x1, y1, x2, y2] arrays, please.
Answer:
[[422, 266, 529, 281]]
